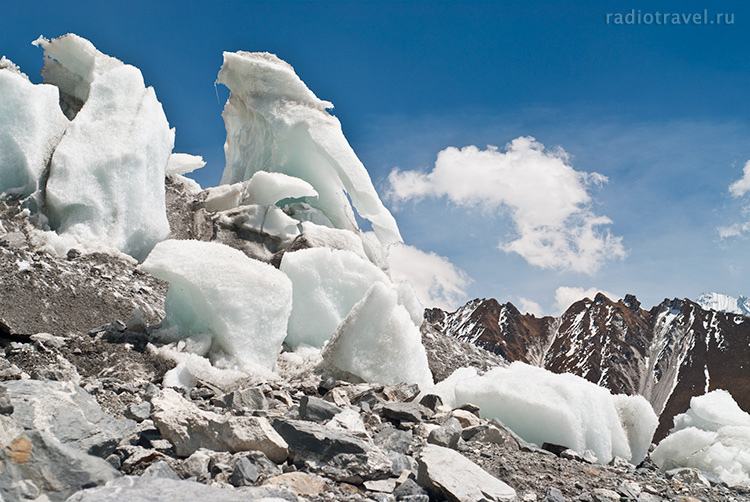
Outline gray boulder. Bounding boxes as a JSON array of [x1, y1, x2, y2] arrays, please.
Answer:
[[272, 418, 391, 483], [299, 395, 342, 422], [4, 379, 135, 457], [427, 417, 462, 449], [381, 402, 427, 423], [151, 388, 288, 462], [0, 430, 118, 502], [222, 387, 268, 411], [231, 456, 261, 486]]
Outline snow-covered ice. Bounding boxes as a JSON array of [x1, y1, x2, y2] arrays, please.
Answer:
[[0, 59, 69, 197], [33, 34, 123, 119], [140, 240, 293, 372], [39, 34, 174, 261], [205, 182, 245, 213], [167, 153, 205, 176], [244, 170, 318, 206], [280, 248, 390, 348], [652, 389, 750, 486], [217, 51, 402, 247], [296, 221, 370, 260], [431, 362, 657, 464], [322, 281, 433, 389]]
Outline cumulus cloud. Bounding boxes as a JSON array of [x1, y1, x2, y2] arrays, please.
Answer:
[[386, 243, 472, 311], [518, 297, 544, 317], [720, 160, 750, 239], [388, 137, 625, 274], [729, 160, 750, 198], [554, 286, 620, 315]]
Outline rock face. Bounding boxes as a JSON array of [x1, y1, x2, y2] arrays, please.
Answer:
[[427, 294, 750, 440], [0, 202, 167, 337]]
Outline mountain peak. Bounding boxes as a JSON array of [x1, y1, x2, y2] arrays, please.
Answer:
[[696, 292, 750, 317]]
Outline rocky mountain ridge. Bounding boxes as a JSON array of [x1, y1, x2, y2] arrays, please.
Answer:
[[426, 293, 750, 441]]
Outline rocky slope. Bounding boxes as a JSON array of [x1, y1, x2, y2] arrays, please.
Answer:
[[426, 294, 750, 441], [2, 189, 747, 501]]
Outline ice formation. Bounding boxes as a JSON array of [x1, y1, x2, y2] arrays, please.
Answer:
[[244, 170, 318, 206], [431, 362, 658, 464], [37, 34, 174, 261], [280, 248, 391, 348], [140, 240, 293, 372], [651, 389, 750, 486], [322, 281, 433, 389], [217, 51, 402, 247], [0, 59, 69, 196], [167, 153, 206, 176]]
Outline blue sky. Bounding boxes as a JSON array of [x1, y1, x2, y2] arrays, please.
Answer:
[[4, 1, 750, 313]]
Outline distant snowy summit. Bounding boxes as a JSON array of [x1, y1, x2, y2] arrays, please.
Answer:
[[696, 292, 750, 317]]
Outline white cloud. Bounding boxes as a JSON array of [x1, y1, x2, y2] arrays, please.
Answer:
[[518, 297, 544, 317], [718, 222, 750, 240], [729, 160, 750, 198], [718, 160, 750, 239], [554, 286, 620, 315], [386, 243, 472, 311], [388, 137, 625, 274]]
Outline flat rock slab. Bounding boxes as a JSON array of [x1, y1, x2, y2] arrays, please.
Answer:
[[4, 379, 135, 457], [264, 472, 328, 497], [151, 388, 288, 462], [299, 395, 342, 422], [272, 418, 391, 483], [417, 444, 517, 502]]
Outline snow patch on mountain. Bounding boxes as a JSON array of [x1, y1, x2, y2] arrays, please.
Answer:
[[696, 292, 750, 317]]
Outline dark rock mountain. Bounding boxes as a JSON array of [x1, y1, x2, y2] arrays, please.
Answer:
[[427, 293, 750, 440]]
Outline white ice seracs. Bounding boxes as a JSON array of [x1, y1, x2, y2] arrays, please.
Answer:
[[0, 59, 69, 197], [33, 34, 123, 119], [280, 248, 390, 348], [431, 362, 658, 465], [322, 281, 433, 389], [651, 389, 750, 487], [217, 51, 402, 248], [167, 153, 206, 176], [37, 34, 174, 261], [140, 240, 293, 373]]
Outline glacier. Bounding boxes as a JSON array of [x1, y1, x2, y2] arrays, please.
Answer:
[[2, 34, 696, 479], [38, 34, 174, 262], [431, 362, 658, 465], [322, 281, 433, 389], [0, 58, 69, 197], [140, 239, 293, 373], [652, 389, 750, 487], [280, 247, 391, 348], [217, 51, 402, 249]]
